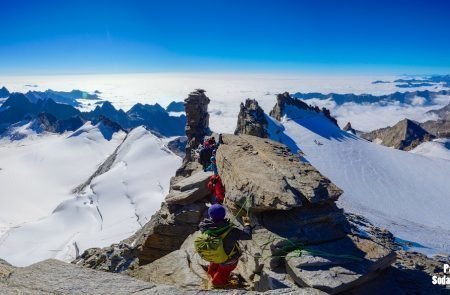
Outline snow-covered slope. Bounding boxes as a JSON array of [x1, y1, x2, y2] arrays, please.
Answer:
[[268, 106, 450, 255], [0, 125, 181, 266], [0, 122, 125, 237], [410, 138, 450, 161]]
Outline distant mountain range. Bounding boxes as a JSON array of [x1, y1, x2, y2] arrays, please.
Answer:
[[361, 119, 434, 151], [372, 74, 450, 88], [0, 92, 186, 137], [293, 89, 450, 105], [360, 102, 450, 149]]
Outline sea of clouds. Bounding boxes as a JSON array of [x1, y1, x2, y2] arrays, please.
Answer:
[[1, 73, 448, 133]]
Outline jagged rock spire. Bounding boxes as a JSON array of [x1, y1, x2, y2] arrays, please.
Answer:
[[184, 89, 210, 161], [234, 98, 268, 138], [270, 92, 338, 126]]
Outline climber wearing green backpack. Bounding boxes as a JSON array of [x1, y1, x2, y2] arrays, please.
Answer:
[[195, 204, 252, 287]]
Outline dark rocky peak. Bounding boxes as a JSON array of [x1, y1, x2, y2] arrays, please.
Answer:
[[95, 115, 127, 140], [25, 89, 100, 106], [125, 102, 186, 137], [126, 103, 166, 118], [270, 92, 338, 126], [166, 101, 185, 112], [1, 92, 32, 109], [34, 113, 84, 134], [0, 86, 10, 98], [97, 115, 126, 133], [98, 101, 117, 112], [34, 112, 59, 133], [234, 98, 268, 138], [362, 118, 434, 151], [86, 101, 129, 129], [36, 97, 81, 120], [0, 93, 37, 125]]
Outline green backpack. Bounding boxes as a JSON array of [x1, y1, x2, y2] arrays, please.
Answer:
[[194, 227, 234, 263]]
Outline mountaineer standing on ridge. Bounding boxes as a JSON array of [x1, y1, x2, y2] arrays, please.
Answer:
[[207, 174, 225, 204], [195, 204, 252, 288]]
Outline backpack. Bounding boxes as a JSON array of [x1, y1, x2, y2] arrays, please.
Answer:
[[194, 227, 235, 263]]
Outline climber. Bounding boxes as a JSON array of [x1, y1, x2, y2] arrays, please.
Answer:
[[196, 204, 252, 288], [218, 133, 224, 145], [204, 156, 218, 175], [207, 175, 225, 204], [199, 144, 213, 169]]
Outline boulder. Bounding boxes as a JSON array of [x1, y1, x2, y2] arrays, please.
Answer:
[[0, 259, 14, 279], [166, 171, 213, 205], [216, 134, 342, 211], [259, 205, 350, 245], [286, 235, 396, 294], [130, 233, 209, 290]]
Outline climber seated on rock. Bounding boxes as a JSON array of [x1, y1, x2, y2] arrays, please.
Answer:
[[207, 174, 225, 204], [195, 204, 252, 288]]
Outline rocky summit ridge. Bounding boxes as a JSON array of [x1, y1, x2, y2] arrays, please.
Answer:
[[72, 90, 401, 294], [2, 90, 448, 294]]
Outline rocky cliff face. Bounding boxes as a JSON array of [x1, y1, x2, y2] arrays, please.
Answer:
[[235, 99, 268, 138], [270, 92, 338, 126], [420, 119, 450, 138], [361, 118, 434, 151]]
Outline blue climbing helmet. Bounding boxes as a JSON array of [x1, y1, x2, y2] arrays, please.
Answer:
[[208, 204, 226, 221], [210, 156, 216, 162]]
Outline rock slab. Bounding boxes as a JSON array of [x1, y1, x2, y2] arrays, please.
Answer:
[[216, 134, 342, 211], [286, 235, 396, 294]]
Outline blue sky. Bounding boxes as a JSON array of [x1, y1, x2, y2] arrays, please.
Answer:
[[1, 0, 449, 75]]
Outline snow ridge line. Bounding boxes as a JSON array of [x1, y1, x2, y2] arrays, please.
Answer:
[[71, 132, 130, 194]]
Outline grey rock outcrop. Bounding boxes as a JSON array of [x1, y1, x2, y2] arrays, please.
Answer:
[[167, 136, 188, 157], [1, 259, 187, 295], [235, 98, 268, 138], [343, 122, 357, 135], [286, 235, 396, 294], [420, 119, 450, 138], [361, 118, 434, 150], [165, 170, 213, 205], [216, 134, 342, 211], [270, 92, 338, 126]]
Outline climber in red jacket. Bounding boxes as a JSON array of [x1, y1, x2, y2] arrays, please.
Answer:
[[207, 175, 225, 204]]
